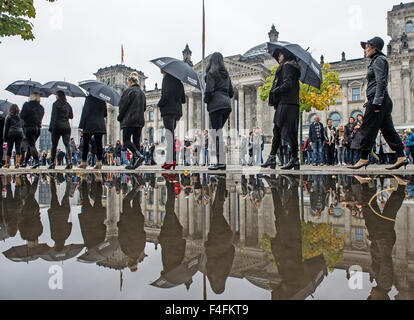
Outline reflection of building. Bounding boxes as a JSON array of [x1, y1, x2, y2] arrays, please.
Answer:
[[37, 126, 82, 153]]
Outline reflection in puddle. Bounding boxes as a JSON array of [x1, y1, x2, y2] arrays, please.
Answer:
[[0, 173, 413, 300]]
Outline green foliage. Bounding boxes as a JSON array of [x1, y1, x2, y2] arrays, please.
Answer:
[[0, 0, 56, 42]]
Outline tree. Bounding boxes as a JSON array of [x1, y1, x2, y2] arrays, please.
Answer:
[[259, 63, 342, 163], [0, 0, 56, 43]]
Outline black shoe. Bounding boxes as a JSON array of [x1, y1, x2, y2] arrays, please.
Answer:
[[386, 158, 409, 171], [31, 162, 40, 169], [281, 158, 300, 171], [48, 164, 56, 170], [20, 162, 27, 168], [208, 164, 226, 171], [261, 155, 277, 169], [133, 153, 146, 169], [65, 164, 73, 170]]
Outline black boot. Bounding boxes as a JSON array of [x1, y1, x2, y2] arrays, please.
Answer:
[[281, 157, 300, 171], [261, 155, 277, 169], [133, 151, 145, 169], [31, 160, 40, 169], [209, 135, 226, 171]]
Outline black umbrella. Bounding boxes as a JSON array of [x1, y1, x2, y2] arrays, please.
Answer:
[[78, 80, 121, 106], [267, 41, 323, 89], [42, 81, 86, 98], [38, 244, 84, 262], [5, 80, 49, 97], [77, 237, 119, 263], [151, 254, 202, 289], [0, 100, 13, 117], [2, 244, 50, 263], [150, 57, 202, 90]]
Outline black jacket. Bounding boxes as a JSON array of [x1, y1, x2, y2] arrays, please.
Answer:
[[204, 71, 234, 113], [79, 96, 107, 134], [269, 61, 301, 107], [3, 114, 23, 140], [20, 100, 45, 128], [118, 84, 146, 129], [49, 99, 73, 132], [157, 73, 186, 119], [308, 122, 325, 143], [366, 53, 389, 106]]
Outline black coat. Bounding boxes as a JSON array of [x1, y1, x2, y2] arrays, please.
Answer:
[[204, 71, 234, 113], [308, 122, 325, 143], [118, 84, 146, 129], [157, 73, 186, 119], [20, 100, 45, 128], [366, 53, 389, 106], [269, 61, 301, 107], [3, 114, 23, 140], [49, 99, 73, 132], [79, 96, 108, 134]]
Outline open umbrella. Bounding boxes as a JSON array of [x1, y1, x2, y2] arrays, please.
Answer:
[[42, 81, 86, 98], [77, 237, 119, 263], [267, 41, 323, 89], [5, 80, 49, 97], [150, 254, 202, 289], [150, 57, 202, 90], [2, 244, 50, 263], [38, 244, 84, 262], [78, 80, 121, 106], [0, 100, 13, 117]]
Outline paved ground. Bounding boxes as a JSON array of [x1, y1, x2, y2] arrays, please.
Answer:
[[0, 164, 413, 175]]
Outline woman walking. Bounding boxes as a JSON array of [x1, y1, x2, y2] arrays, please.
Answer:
[[157, 71, 186, 170], [262, 48, 301, 170], [78, 94, 108, 169], [118, 72, 146, 170], [48, 91, 74, 170], [204, 52, 234, 171], [3, 104, 24, 169], [350, 37, 408, 170]]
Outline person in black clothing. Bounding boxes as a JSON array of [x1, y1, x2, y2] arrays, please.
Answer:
[[157, 72, 186, 170], [204, 52, 234, 171], [115, 140, 122, 166], [56, 149, 65, 166], [3, 175, 23, 238], [345, 117, 356, 164], [118, 72, 146, 170], [48, 91, 74, 170], [0, 114, 5, 168], [350, 37, 408, 170], [262, 48, 301, 171], [3, 104, 24, 169], [20, 93, 45, 169], [78, 95, 107, 169]]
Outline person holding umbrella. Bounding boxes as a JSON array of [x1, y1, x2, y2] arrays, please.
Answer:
[[350, 37, 408, 170], [20, 92, 45, 169], [78, 94, 108, 169], [204, 52, 234, 171], [3, 104, 24, 169], [262, 48, 302, 171], [48, 91, 74, 170], [117, 72, 146, 170]]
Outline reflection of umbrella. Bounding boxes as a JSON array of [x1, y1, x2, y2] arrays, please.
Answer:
[[39, 244, 84, 262], [77, 237, 119, 263], [267, 41, 322, 89], [150, 57, 202, 90], [0, 100, 12, 117], [2, 244, 50, 263], [151, 254, 202, 289], [5, 80, 49, 97], [78, 80, 121, 106], [42, 81, 86, 97]]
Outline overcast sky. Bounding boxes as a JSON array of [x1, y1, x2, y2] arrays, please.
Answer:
[[0, 0, 399, 125]]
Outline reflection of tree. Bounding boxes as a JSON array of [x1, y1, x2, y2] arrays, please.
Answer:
[[261, 222, 345, 271]]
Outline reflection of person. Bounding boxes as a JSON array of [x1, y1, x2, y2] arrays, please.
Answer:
[[205, 176, 235, 294], [118, 178, 146, 272], [78, 177, 106, 249], [3, 175, 23, 238], [48, 176, 72, 252]]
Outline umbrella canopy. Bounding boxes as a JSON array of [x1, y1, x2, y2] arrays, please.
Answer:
[[5, 80, 49, 97], [267, 42, 323, 89], [77, 237, 119, 263], [78, 80, 121, 106], [2, 244, 50, 263], [38, 244, 84, 262], [150, 57, 202, 90], [42, 81, 86, 98], [0, 100, 13, 118], [151, 254, 202, 289]]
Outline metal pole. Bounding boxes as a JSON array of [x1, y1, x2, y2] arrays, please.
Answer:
[[201, 0, 206, 132]]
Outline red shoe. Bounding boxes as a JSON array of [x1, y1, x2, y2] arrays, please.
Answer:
[[174, 182, 182, 195], [162, 161, 176, 171]]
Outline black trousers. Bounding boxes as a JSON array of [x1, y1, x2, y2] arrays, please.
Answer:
[[51, 128, 71, 164], [359, 94, 404, 160], [324, 143, 335, 165], [122, 127, 142, 155], [210, 109, 231, 165], [6, 133, 23, 157], [270, 123, 299, 158], [163, 115, 177, 163], [82, 133, 103, 161], [24, 127, 41, 161]]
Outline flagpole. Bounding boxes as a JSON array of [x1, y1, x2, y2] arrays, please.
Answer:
[[201, 0, 206, 132]]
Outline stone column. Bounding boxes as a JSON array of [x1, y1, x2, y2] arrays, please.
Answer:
[[154, 106, 160, 144], [239, 195, 246, 245], [105, 188, 120, 239], [342, 80, 349, 121], [239, 86, 246, 135], [154, 187, 159, 225], [390, 64, 404, 124], [230, 186, 237, 233], [402, 68, 412, 123], [188, 93, 194, 136]]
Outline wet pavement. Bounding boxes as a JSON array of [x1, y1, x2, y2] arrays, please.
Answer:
[[0, 172, 413, 300]]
